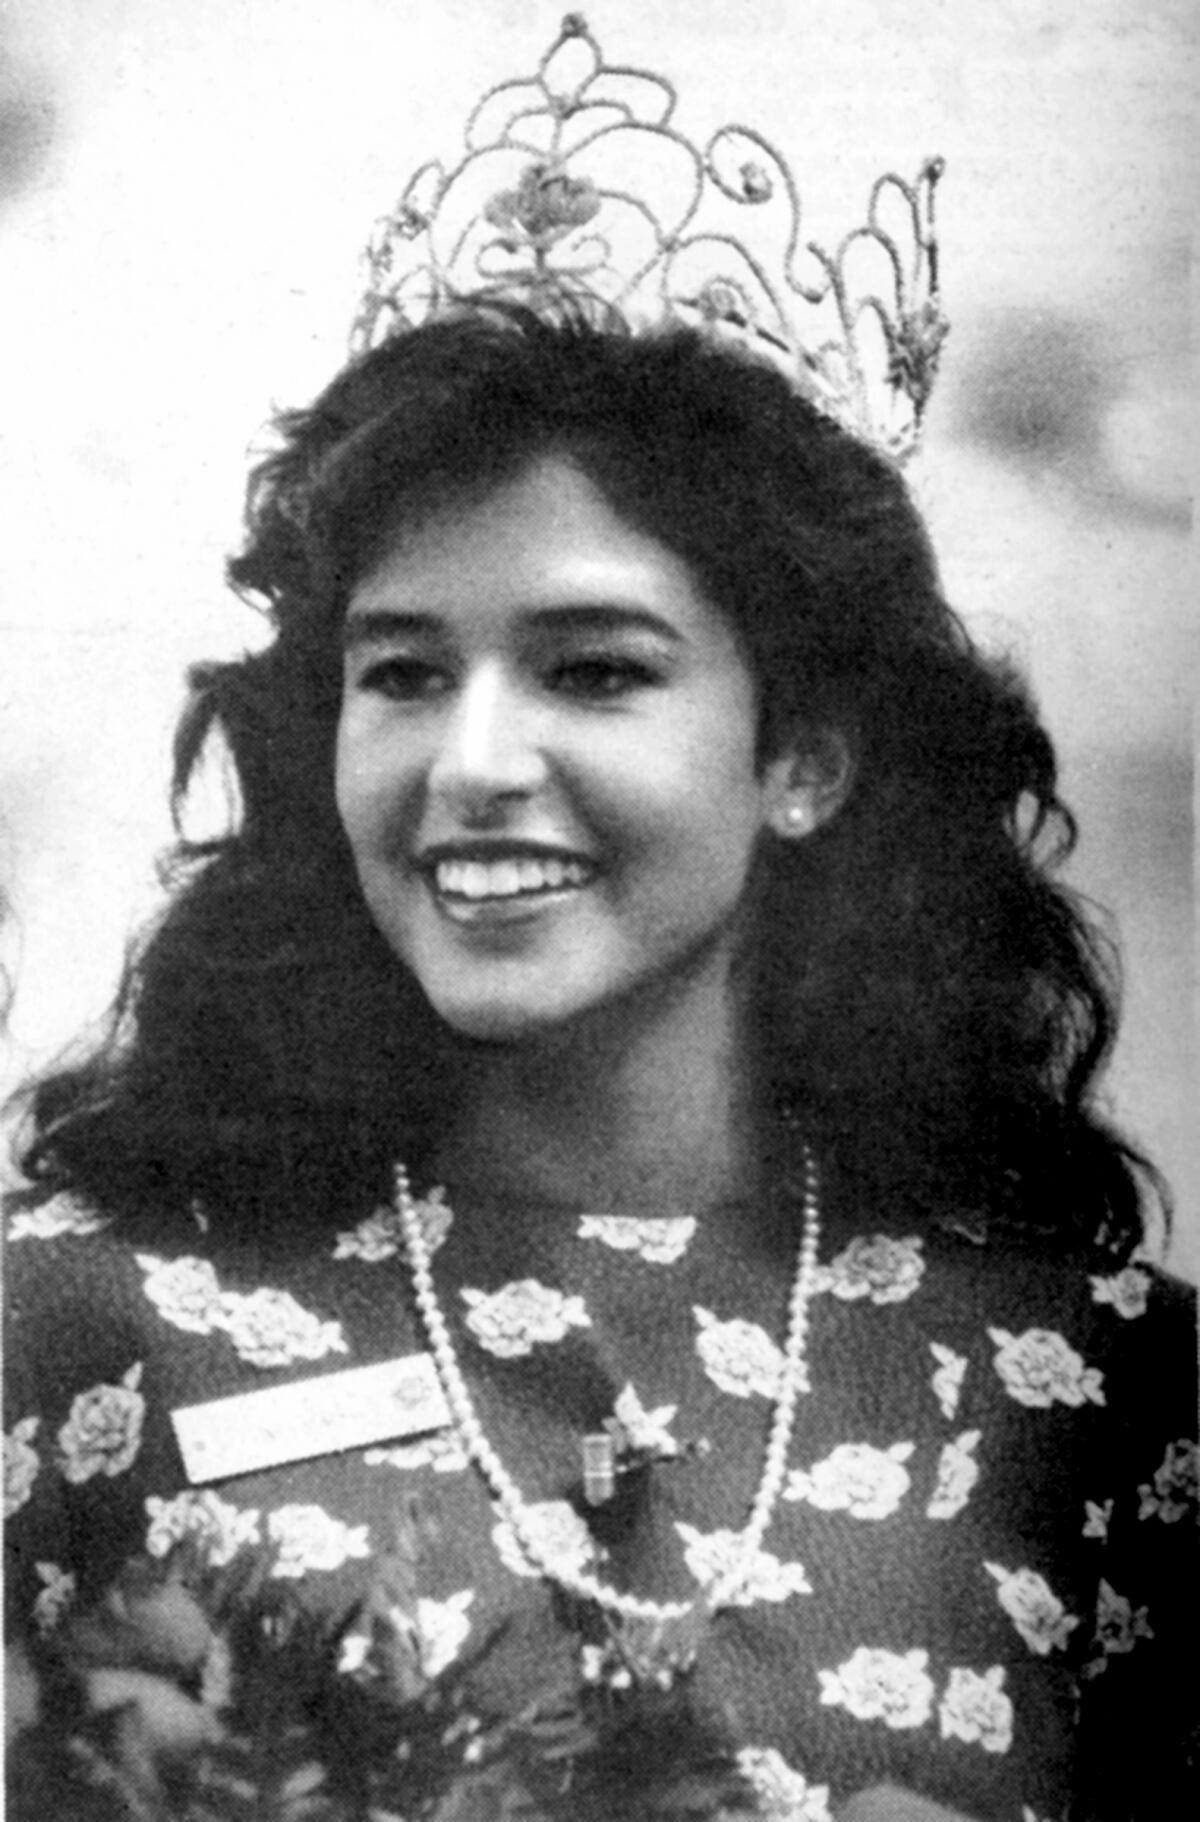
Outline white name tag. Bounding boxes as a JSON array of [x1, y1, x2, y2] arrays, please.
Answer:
[[171, 1353, 453, 1484]]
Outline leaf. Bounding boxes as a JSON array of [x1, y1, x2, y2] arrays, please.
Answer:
[[66, 1560, 215, 1675]]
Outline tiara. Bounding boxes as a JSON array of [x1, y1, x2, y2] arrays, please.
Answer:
[[349, 13, 947, 464]]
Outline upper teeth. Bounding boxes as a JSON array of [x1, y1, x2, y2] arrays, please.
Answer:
[[434, 856, 591, 900]]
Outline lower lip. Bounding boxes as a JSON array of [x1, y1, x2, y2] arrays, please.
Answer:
[[430, 881, 591, 927]]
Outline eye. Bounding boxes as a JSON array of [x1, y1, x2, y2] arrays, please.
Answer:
[[547, 653, 663, 700], [354, 654, 453, 702]]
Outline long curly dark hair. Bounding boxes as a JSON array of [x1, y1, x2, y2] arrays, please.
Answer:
[[16, 306, 1157, 1257]]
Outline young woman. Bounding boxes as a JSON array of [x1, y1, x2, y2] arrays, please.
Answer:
[[5, 301, 1195, 1821]]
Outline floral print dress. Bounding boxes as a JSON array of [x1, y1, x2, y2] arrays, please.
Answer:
[[4, 1178, 1197, 1819]]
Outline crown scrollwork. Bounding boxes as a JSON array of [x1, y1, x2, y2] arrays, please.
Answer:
[[350, 13, 948, 463]]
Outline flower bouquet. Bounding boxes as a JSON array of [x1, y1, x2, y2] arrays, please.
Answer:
[[7, 1500, 774, 1822]]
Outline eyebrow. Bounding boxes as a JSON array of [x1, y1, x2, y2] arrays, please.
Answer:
[[341, 604, 685, 650], [342, 610, 436, 651]]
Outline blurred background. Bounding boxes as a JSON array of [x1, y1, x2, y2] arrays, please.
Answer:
[[0, 0, 1194, 1273]]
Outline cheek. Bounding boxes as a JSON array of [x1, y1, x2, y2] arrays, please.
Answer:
[[677, 730, 768, 887], [333, 723, 370, 853], [595, 724, 764, 891], [662, 710, 764, 832], [334, 714, 408, 854]]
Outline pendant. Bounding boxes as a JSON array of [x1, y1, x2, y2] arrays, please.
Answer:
[[613, 1609, 704, 1688], [582, 1607, 708, 1692], [597, 1610, 710, 1690], [581, 1432, 617, 1505]]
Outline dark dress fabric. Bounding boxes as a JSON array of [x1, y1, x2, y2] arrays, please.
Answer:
[[5, 1173, 1197, 1820]]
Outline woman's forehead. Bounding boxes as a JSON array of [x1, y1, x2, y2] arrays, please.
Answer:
[[345, 456, 738, 654]]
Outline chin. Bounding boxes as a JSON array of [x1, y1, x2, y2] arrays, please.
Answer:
[[425, 989, 570, 1047]]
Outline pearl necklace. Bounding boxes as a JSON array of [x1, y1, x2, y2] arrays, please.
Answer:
[[395, 1152, 821, 1673]]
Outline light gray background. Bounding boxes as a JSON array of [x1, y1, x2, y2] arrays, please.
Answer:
[[1, 0, 1194, 1275]]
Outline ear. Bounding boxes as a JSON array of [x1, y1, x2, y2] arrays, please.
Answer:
[[761, 726, 855, 841]]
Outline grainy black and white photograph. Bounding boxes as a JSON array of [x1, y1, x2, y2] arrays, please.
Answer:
[[2, 3, 1195, 1816]]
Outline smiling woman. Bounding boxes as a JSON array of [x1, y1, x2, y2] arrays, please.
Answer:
[[3, 16, 1196, 1822], [336, 455, 832, 1048]]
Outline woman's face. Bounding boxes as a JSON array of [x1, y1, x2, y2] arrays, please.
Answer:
[[335, 455, 820, 1044]]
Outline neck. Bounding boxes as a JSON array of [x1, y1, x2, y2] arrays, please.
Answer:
[[431, 969, 760, 1219]]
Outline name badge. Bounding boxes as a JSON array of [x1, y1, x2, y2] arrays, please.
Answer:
[[171, 1353, 452, 1484]]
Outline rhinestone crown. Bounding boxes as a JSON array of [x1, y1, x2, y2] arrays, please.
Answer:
[[350, 13, 947, 463]]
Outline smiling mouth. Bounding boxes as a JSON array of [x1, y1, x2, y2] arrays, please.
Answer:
[[429, 854, 597, 909]]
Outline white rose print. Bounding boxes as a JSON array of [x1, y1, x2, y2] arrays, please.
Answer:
[[57, 1363, 145, 1483], [989, 1327, 1105, 1409], [937, 1665, 1013, 1754], [577, 1214, 696, 1264], [219, 1288, 349, 1369], [784, 1441, 914, 1520], [4, 1416, 41, 1517], [1092, 1579, 1153, 1663], [364, 1430, 469, 1473], [491, 1499, 601, 1581], [136, 1252, 347, 1367], [1082, 1498, 1113, 1540], [1089, 1266, 1151, 1320], [735, 1746, 833, 1820], [266, 1504, 370, 1578], [693, 1306, 788, 1399], [333, 1207, 404, 1264], [818, 1646, 935, 1729], [145, 1489, 262, 1567], [604, 1382, 681, 1460], [1137, 1439, 1198, 1523], [984, 1562, 1080, 1655], [334, 1188, 451, 1263], [675, 1523, 812, 1606], [929, 1342, 968, 1418], [815, 1235, 925, 1305], [136, 1253, 226, 1334], [926, 1430, 982, 1520], [462, 1280, 590, 1358]]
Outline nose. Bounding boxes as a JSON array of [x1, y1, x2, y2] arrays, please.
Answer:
[[426, 660, 547, 818]]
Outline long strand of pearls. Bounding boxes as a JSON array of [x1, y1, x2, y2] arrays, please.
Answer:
[[396, 1149, 821, 1630]]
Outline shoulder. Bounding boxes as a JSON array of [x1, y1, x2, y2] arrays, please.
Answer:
[[3, 1179, 428, 1622], [1063, 1253, 1196, 1417], [4, 1188, 155, 1377], [921, 1214, 1195, 1332], [878, 1219, 1197, 1454], [4, 1179, 429, 1369]]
